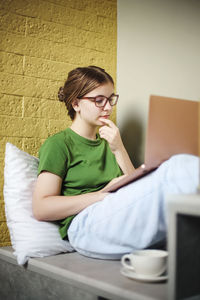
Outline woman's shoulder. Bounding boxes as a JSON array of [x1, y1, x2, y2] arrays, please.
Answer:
[[39, 128, 71, 152]]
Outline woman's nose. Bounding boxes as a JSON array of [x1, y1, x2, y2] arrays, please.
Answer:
[[103, 100, 112, 110]]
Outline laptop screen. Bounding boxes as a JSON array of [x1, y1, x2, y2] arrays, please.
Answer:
[[145, 95, 199, 167]]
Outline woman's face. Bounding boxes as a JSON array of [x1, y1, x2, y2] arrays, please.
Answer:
[[74, 82, 115, 127]]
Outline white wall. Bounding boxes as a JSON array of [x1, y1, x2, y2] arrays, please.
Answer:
[[117, 0, 200, 166]]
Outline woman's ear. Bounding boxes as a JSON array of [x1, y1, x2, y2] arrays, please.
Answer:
[[71, 99, 80, 113]]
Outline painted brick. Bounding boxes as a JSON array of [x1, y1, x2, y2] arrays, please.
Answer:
[[0, 178, 3, 195], [75, 48, 108, 67], [72, 30, 116, 53], [0, 202, 4, 218], [0, 175, 3, 189], [0, 137, 23, 157], [26, 14, 98, 44], [38, 0, 53, 22], [0, 30, 81, 64], [65, 0, 90, 11], [0, 202, 6, 222], [0, 31, 52, 61], [43, 0, 116, 14], [59, 103, 70, 121], [0, 30, 116, 65], [97, 16, 117, 35], [0, 222, 9, 237], [0, 193, 4, 203], [52, 46, 107, 67], [42, 0, 85, 10], [71, 0, 116, 19], [50, 4, 74, 27], [0, 94, 23, 117], [72, 10, 98, 31], [93, 0, 116, 19], [1, 0, 38, 16], [61, 25, 79, 46], [0, 159, 4, 181], [0, 52, 24, 75], [0, 9, 26, 36], [104, 52, 117, 70], [0, 72, 61, 100], [0, 0, 12, 10], [15, 0, 52, 21], [23, 97, 67, 120], [0, 0, 53, 21], [110, 106, 117, 124], [50, 44, 83, 65], [0, 240, 11, 247], [49, 119, 71, 136], [26, 17, 65, 43], [71, 29, 100, 48], [23, 137, 45, 157], [24, 57, 71, 81], [96, 36, 116, 53], [0, 159, 4, 209], [0, 222, 10, 245], [0, 116, 49, 138], [49, 3, 98, 31], [21, 117, 49, 138]]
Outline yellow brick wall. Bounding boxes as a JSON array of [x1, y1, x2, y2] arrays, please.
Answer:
[[0, 0, 117, 246]]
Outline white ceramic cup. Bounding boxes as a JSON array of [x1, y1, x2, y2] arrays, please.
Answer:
[[121, 249, 168, 277]]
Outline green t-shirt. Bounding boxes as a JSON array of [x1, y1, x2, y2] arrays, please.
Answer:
[[38, 128, 122, 239]]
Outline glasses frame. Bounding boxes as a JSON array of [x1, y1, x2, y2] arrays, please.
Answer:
[[79, 94, 119, 108]]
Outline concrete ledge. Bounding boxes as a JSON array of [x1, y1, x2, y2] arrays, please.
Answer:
[[0, 246, 167, 300]]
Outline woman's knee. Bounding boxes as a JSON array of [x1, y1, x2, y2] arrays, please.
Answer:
[[161, 154, 198, 174], [167, 153, 198, 164], [164, 154, 199, 193]]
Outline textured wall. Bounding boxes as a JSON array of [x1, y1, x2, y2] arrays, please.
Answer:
[[0, 0, 117, 246]]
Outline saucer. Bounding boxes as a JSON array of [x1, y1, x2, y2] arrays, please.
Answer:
[[120, 267, 168, 283]]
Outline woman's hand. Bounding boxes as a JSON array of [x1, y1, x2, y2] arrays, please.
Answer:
[[99, 118, 135, 175], [101, 175, 128, 192], [99, 118, 123, 153]]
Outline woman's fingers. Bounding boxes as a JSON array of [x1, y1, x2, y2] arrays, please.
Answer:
[[99, 119, 123, 153], [99, 126, 116, 142], [99, 118, 116, 128]]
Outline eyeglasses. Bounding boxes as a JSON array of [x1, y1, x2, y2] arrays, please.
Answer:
[[79, 94, 119, 108]]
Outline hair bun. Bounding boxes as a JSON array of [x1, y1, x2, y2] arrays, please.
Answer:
[[58, 86, 65, 102]]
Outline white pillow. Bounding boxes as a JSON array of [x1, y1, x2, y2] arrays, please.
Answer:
[[3, 143, 74, 265]]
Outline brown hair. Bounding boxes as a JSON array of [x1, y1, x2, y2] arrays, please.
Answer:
[[58, 66, 114, 120]]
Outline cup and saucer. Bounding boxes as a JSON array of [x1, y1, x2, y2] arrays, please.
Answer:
[[120, 249, 168, 283]]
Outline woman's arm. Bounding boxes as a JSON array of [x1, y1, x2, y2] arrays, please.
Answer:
[[99, 118, 135, 175], [33, 171, 126, 221], [33, 172, 106, 221]]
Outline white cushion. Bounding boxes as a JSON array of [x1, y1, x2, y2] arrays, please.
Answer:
[[3, 143, 74, 265]]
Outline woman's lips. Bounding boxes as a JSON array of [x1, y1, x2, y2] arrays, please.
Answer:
[[100, 115, 109, 119]]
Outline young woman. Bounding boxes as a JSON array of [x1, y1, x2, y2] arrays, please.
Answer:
[[33, 66, 199, 259]]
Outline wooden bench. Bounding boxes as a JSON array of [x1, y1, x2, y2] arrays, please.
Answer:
[[0, 246, 167, 300]]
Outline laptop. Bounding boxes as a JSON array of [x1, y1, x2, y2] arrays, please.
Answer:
[[104, 95, 199, 192]]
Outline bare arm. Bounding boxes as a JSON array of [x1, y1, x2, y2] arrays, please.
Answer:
[[33, 171, 126, 221], [99, 118, 135, 175], [33, 172, 106, 221]]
